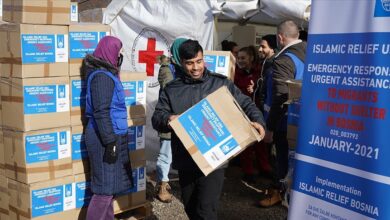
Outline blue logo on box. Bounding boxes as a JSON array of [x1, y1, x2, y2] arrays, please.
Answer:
[[123, 81, 137, 106], [139, 167, 145, 180], [138, 81, 144, 93], [72, 133, 87, 160], [204, 55, 217, 72], [71, 4, 77, 13], [21, 34, 56, 63], [32, 186, 63, 217], [25, 132, 59, 164], [137, 126, 143, 138], [57, 35, 65, 49], [65, 184, 73, 197], [218, 56, 226, 67], [71, 80, 86, 107], [24, 85, 57, 114], [375, 0, 390, 17]]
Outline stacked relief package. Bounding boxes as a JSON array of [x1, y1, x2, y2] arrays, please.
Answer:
[[0, 1, 75, 219]]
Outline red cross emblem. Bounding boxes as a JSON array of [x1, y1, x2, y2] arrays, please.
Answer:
[[138, 38, 164, 76]]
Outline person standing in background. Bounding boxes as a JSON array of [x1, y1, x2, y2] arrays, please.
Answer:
[[155, 38, 188, 203], [82, 36, 133, 220]]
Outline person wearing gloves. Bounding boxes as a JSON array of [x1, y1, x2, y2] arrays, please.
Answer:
[[81, 36, 133, 220]]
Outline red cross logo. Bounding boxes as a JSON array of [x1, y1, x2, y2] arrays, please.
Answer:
[[139, 38, 164, 76]]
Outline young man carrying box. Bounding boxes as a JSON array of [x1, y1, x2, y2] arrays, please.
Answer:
[[152, 39, 265, 220]]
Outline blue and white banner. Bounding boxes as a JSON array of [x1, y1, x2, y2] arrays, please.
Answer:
[[289, 1, 390, 219]]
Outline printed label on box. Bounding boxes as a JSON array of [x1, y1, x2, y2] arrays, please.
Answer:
[[75, 181, 92, 208], [128, 126, 145, 151], [21, 34, 68, 64], [69, 32, 108, 59], [204, 55, 229, 77], [24, 85, 69, 114], [178, 99, 240, 168], [70, 4, 78, 22], [122, 81, 146, 106], [72, 132, 87, 161], [25, 131, 71, 164], [71, 79, 86, 107], [31, 183, 75, 218]]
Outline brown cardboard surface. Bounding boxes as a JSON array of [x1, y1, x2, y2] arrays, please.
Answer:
[[70, 76, 86, 126], [113, 191, 146, 214], [79, 8, 106, 23], [203, 50, 236, 80], [0, 23, 69, 78], [2, 0, 71, 25], [71, 125, 88, 175], [0, 175, 9, 220], [0, 129, 4, 176], [3, 127, 72, 184], [69, 23, 111, 76], [170, 86, 262, 176], [8, 176, 75, 220], [1, 77, 70, 131], [121, 72, 147, 119], [285, 79, 302, 104]]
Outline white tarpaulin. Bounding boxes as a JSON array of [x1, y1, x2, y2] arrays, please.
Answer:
[[103, 0, 215, 170], [260, 0, 311, 21]]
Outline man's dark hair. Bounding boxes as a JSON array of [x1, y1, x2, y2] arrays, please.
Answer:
[[262, 34, 277, 50], [221, 40, 238, 52], [178, 39, 203, 61]]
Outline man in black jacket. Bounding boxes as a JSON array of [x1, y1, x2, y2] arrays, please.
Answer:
[[152, 39, 265, 220], [261, 20, 306, 207]]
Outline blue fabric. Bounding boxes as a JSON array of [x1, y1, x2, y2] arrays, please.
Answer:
[[156, 139, 172, 182], [86, 70, 128, 135], [285, 52, 304, 126]]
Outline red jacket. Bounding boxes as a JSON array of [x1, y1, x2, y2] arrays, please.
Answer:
[[234, 62, 262, 97]]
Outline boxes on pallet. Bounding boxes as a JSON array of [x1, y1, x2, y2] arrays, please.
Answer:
[[3, 127, 72, 184], [170, 86, 262, 176], [121, 72, 147, 119], [0, 23, 68, 78], [0, 129, 4, 176], [2, 0, 71, 25], [69, 23, 110, 76], [73, 160, 146, 217], [0, 175, 9, 220], [203, 51, 236, 80], [113, 160, 147, 214], [1, 77, 70, 131], [72, 118, 146, 175], [8, 176, 75, 220], [70, 72, 147, 126]]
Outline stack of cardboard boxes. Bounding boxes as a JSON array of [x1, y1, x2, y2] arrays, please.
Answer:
[[0, 1, 148, 219]]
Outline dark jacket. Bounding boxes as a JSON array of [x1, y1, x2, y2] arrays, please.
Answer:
[[152, 68, 265, 171], [157, 63, 174, 140], [266, 41, 306, 131], [82, 54, 132, 195], [254, 55, 275, 112]]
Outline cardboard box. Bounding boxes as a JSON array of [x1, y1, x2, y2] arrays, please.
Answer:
[[73, 173, 91, 220], [8, 176, 75, 220], [0, 23, 69, 78], [121, 72, 147, 119], [284, 79, 302, 104], [72, 118, 146, 175], [71, 125, 88, 175], [3, 127, 72, 184], [79, 8, 105, 23], [170, 86, 262, 176], [0, 129, 4, 176], [204, 51, 236, 80], [69, 24, 110, 76], [0, 175, 9, 220], [285, 79, 302, 149], [70, 76, 86, 126], [2, 0, 71, 25], [1, 77, 70, 131]]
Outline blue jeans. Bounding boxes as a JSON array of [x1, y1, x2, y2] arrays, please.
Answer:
[[156, 139, 172, 182]]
